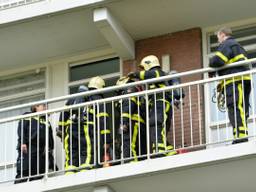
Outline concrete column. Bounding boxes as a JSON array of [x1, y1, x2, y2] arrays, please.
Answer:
[[94, 7, 135, 60]]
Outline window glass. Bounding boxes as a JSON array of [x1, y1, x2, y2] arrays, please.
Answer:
[[70, 57, 120, 82], [209, 25, 256, 53], [69, 57, 120, 94]]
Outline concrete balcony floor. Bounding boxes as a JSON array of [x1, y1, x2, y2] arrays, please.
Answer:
[[2, 140, 256, 192]]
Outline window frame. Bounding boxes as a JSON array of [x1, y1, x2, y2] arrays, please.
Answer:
[[68, 55, 122, 94], [0, 67, 47, 108]]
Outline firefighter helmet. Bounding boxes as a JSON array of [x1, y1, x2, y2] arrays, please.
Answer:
[[139, 55, 160, 71], [88, 76, 105, 89]]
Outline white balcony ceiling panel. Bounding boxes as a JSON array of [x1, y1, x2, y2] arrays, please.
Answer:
[[0, 9, 109, 69]]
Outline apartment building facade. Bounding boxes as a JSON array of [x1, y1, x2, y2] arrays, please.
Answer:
[[1, 0, 256, 191]]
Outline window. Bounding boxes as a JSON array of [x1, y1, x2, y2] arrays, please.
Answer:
[[206, 25, 256, 144], [68, 57, 121, 94], [208, 26, 256, 53]]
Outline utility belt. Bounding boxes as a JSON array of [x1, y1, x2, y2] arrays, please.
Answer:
[[121, 113, 145, 124], [148, 83, 184, 103], [59, 118, 85, 127], [148, 82, 167, 100], [217, 74, 251, 93], [213, 74, 251, 112], [148, 92, 171, 104]]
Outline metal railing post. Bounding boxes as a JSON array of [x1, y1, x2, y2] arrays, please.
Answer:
[[44, 106, 49, 180], [145, 84, 151, 159]]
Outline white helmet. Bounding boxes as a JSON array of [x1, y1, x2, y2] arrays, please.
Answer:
[[88, 76, 105, 89], [116, 76, 130, 86], [139, 55, 160, 71]]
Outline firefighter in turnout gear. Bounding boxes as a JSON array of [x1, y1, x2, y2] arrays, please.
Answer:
[[85, 76, 112, 168], [116, 76, 147, 162], [210, 27, 251, 144], [58, 85, 89, 175], [128, 55, 177, 156]]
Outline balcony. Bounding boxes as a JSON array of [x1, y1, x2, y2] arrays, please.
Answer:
[[0, 59, 256, 192], [0, 0, 108, 17], [0, 0, 45, 10]]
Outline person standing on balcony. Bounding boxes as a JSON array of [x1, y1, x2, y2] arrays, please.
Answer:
[[116, 76, 147, 162], [15, 104, 54, 184], [128, 55, 177, 157], [58, 85, 89, 175], [210, 27, 251, 144], [84, 76, 112, 169]]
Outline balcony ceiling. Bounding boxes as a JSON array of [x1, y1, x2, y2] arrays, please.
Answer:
[[0, 0, 256, 70]]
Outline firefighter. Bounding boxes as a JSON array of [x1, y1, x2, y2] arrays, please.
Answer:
[[58, 85, 89, 175], [84, 76, 111, 169], [210, 27, 251, 144], [116, 76, 147, 162], [15, 104, 54, 184], [128, 55, 177, 157]]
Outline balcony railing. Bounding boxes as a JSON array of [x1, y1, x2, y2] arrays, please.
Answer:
[[0, 58, 256, 184], [0, 0, 46, 11]]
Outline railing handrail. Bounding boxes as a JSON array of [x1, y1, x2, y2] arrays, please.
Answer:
[[0, 67, 255, 124], [0, 57, 255, 114], [0, 0, 46, 11]]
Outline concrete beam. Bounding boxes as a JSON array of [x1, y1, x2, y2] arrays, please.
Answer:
[[93, 7, 135, 60], [94, 186, 115, 192]]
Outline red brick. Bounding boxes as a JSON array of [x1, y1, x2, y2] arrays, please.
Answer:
[[122, 27, 205, 150]]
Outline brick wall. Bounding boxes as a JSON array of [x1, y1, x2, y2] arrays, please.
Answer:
[[123, 28, 202, 78], [123, 27, 205, 150]]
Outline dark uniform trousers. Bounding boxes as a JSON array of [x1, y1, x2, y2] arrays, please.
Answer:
[[149, 95, 176, 156], [61, 94, 110, 170], [62, 109, 108, 173], [58, 97, 90, 174], [62, 120, 88, 173], [123, 118, 147, 161], [82, 95, 111, 169], [225, 80, 251, 143], [15, 153, 46, 183], [121, 100, 147, 162]]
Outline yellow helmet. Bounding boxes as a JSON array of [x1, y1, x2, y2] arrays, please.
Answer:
[[116, 76, 130, 86], [88, 76, 105, 89], [139, 55, 160, 71]]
